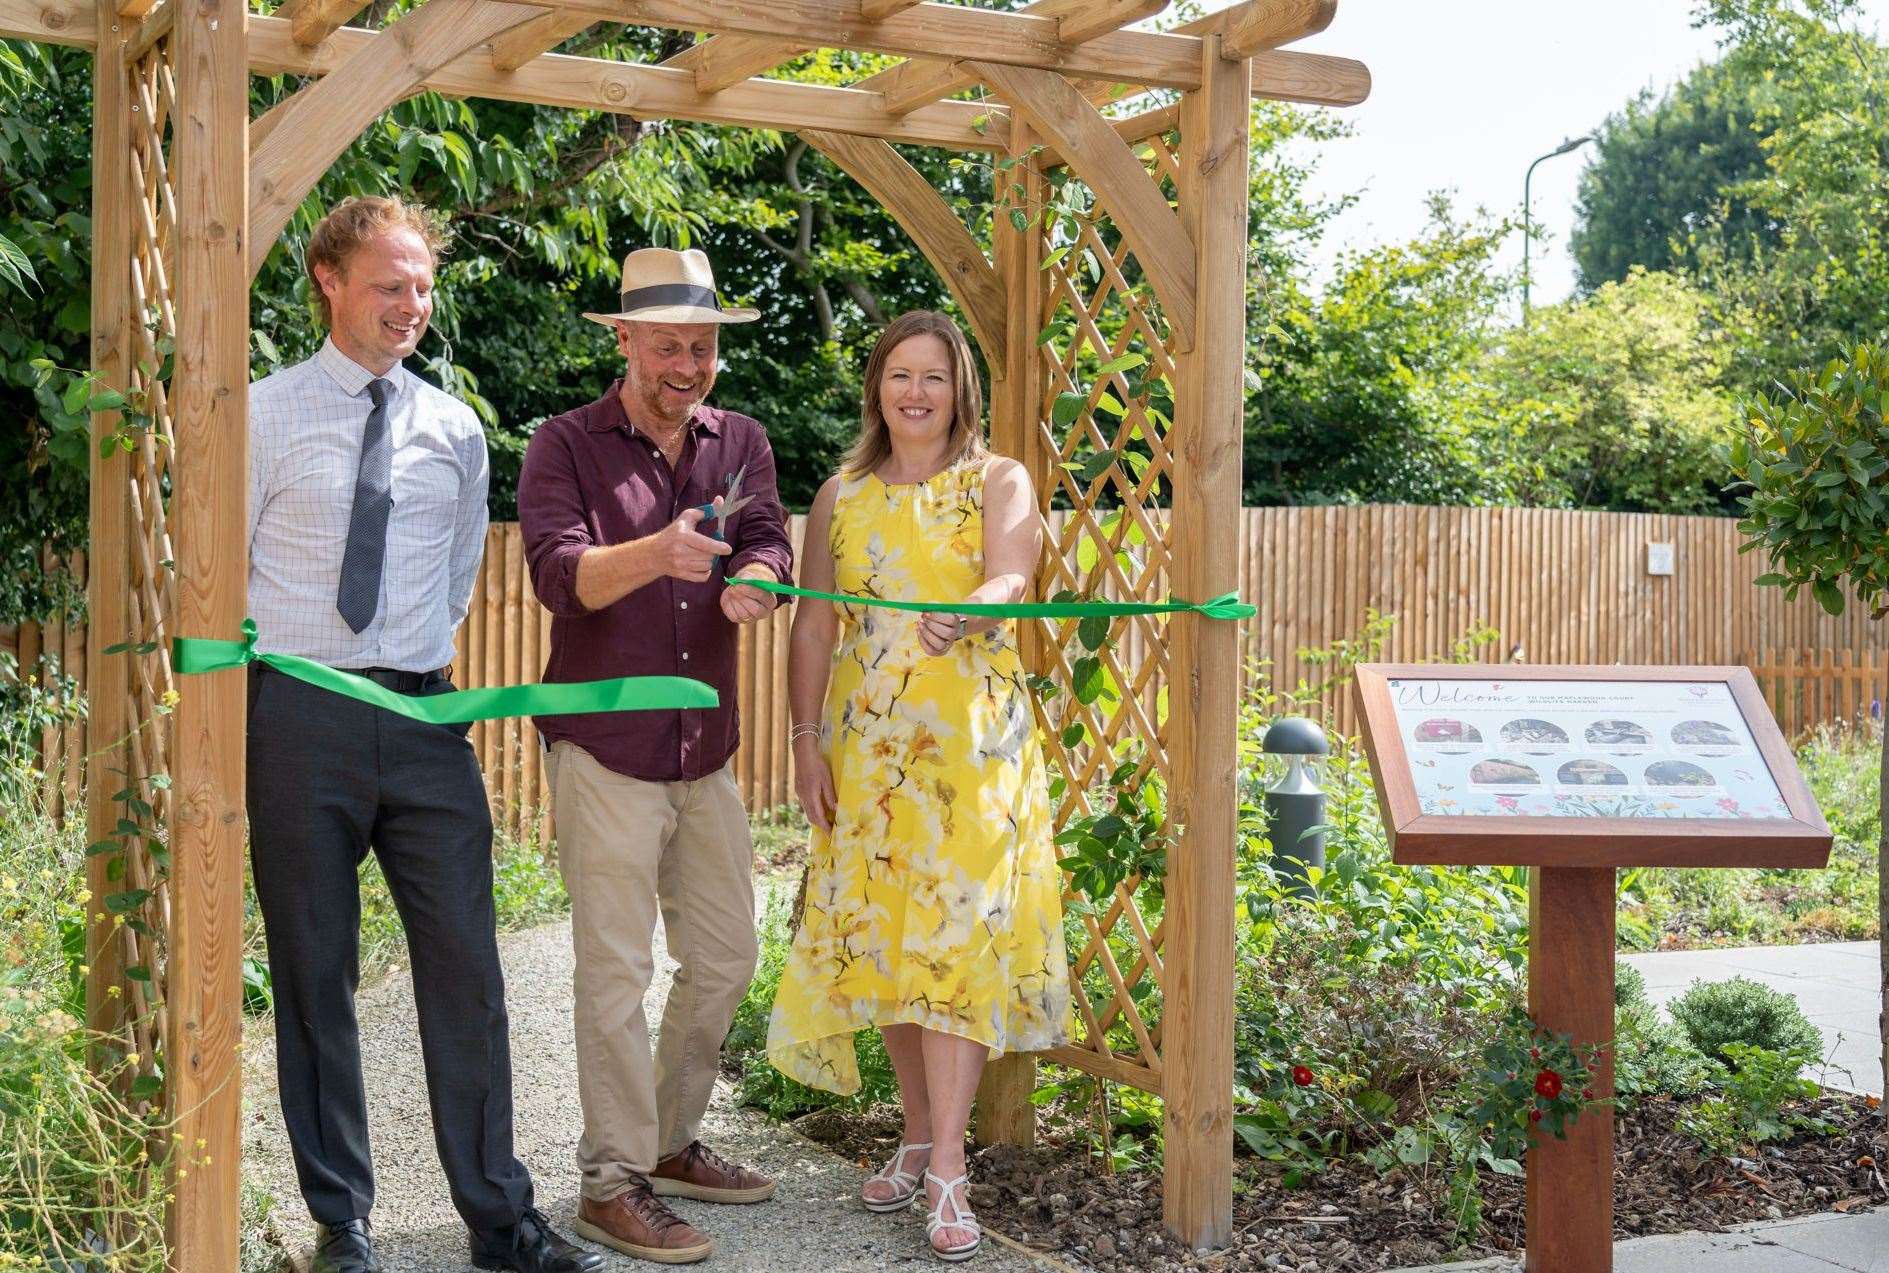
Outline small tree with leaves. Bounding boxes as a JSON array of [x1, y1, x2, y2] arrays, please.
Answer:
[[1726, 341, 1889, 1103]]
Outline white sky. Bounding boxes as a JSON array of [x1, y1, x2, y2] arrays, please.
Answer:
[[1273, 0, 1889, 309]]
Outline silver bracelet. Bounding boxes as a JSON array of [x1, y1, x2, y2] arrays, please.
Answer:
[[789, 722, 823, 742]]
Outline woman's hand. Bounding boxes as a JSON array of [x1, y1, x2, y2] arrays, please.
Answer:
[[793, 736, 837, 834], [917, 610, 964, 656]]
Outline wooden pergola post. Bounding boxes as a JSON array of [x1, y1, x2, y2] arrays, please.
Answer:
[[162, 0, 249, 1261], [1163, 33, 1250, 1248]]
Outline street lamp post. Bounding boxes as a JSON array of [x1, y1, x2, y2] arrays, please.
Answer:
[[1522, 134, 1593, 325]]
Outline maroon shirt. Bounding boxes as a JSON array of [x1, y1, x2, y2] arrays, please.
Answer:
[[518, 384, 794, 781]]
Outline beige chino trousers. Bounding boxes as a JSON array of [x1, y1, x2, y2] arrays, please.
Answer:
[[546, 741, 759, 1202]]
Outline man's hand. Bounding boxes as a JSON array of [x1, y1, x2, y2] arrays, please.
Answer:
[[655, 505, 732, 582], [721, 563, 778, 625]]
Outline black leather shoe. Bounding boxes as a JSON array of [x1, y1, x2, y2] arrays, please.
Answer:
[[470, 1207, 606, 1273], [311, 1218, 382, 1273]]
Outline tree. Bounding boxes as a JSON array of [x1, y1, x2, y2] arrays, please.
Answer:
[[1687, 0, 1889, 392], [1727, 341, 1889, 1104], [1245, 198, 1540, 506], [1569, 57, 1776, 293], [1491, 268, 1737, 513]]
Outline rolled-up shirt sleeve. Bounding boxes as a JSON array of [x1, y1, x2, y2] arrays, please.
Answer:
[[725, 424, 796, 587], [518, 422, 596, 618]]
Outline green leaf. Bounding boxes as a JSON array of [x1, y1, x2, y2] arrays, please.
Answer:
[[1077, 613, 1110, 652], [1812, 577, 1846, 616], [1050, 391, 1085, 428], [1059, 722, 1086, 748], [1008, 208, 1029, 233], [1094, 352, 1146, 377], [128, 1075, 163, 1102], [1072, 655, 1106, 705], [0, 231, 39, 294], [104, 888, 151, 914]]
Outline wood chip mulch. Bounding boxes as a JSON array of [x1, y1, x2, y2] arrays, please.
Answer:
[[788, 1094, 1887, 1271]]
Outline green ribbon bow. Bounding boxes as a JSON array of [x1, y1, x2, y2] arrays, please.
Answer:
[[728, 577, 1256, 621], [171, 619, 718, 723]]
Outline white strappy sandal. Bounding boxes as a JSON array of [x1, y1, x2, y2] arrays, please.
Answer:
[[860, 1141, 931, 1213], [922, 1168, 981, 1262]]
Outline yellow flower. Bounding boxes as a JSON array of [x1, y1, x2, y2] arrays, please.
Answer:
[[161, 690, 180, 708], [75, 888, 91, 905], [125, 1052, 140, 1066]]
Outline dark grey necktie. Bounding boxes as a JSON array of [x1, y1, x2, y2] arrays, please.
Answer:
[[336, 377, 393, 634]]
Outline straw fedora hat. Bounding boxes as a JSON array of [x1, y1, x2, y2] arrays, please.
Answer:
[[582, 247, 759, 326]]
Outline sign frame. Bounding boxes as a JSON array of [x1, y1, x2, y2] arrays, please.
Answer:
[[1354, 664, 1831, 869]]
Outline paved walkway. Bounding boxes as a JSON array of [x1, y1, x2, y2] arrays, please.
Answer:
[[1620, 940, 1881, 1096], [1399, 1207, 1889, 1271], [242, 917, 1057, 1271]]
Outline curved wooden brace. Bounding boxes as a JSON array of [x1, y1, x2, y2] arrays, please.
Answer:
[[800, 128, 1008, 379], [968, 60, 1197, 350], [247, 0, 545, 278]]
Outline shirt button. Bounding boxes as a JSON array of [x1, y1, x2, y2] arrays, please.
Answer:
[[649, 448, 659, 458], [680, 601, 688, 610], [681, 652, 690, 661]]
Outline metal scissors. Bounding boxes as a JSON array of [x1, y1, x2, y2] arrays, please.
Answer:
[[694, 462, 754, 573]]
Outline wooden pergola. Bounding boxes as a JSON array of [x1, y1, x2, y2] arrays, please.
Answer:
[[0, 0, 1366, 1264]]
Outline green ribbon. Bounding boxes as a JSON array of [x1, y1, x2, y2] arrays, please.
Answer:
[[171, 619, 719, 723], [729, 577, 1255, 621]]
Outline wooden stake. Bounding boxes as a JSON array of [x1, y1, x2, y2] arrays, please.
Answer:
[[165, 0, 247, 1259], [1162, 34, 1247, 1250]]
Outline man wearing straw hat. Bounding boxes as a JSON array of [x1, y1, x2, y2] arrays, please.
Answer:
[[518, 247, 792, 1264]]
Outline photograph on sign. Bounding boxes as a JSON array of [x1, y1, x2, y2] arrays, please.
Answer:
[[1388, 676, 1789, 819]]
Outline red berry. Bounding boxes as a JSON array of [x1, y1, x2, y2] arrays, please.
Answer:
[[1529, 1110, 1543, 1124], [1291, 1065, 1314, 1088]]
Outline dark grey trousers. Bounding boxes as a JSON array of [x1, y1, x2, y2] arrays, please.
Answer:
[[246, 663, 533, 1233]]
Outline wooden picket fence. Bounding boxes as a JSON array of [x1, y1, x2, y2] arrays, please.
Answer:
[[1743, 647, 1888, 739], [10, 507, 1889, 837]]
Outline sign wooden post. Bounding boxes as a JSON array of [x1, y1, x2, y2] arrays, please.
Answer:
[[1354, 665, 1831, 1273]]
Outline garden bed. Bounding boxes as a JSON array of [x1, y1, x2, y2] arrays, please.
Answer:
[[791, 1093, 1887, 1272]]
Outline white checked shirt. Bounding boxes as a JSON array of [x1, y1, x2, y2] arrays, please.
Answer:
[[248, 338, 489, 672]]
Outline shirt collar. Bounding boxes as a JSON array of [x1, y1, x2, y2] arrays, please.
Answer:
[[587, 381, 722, 438], [316, 337, 408, 402]]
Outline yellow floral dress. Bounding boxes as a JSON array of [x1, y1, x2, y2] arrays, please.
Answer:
[[766, 461, 1071, 1094]]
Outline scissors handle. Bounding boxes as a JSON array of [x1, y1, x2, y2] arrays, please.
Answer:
[[692, 501, 726, 541]]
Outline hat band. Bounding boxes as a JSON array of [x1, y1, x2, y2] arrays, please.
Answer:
[[619, 282, 721, 314]]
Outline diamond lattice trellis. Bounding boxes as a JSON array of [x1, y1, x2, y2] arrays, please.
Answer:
[[1029, 129, 1187, 1093], [96, 25, 181, 1100]]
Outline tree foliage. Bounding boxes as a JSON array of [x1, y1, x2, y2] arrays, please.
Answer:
[[1570, 57, 1777, 293], [1491, 269, 1735, 513]]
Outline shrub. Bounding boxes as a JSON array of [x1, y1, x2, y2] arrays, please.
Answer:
[[1669, 976, 1823, 1062], [1614, 1001, 1714, 1102], [1615, 960, 1648, 1010]]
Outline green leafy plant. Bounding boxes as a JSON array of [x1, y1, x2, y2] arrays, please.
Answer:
[[1678, 1042, 1826, 1157], [1053, 757, 1168, 914]]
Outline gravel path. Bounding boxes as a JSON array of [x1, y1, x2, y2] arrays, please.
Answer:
[[242, 911, 1060, 1271]]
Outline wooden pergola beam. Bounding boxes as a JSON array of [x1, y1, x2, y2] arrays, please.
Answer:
[[489, 12, 595, 73], [0, 0, 1008, 151], [663, 34, 813, 94], [799, 127, 1007, 377], [1220, 0, 1337, 59], [288, 0, 377, 48], [971, 60, 1196, 348], [853, 0, 1145, 117], [249, 0, 550, 275], [534, 0, 1211, 90]]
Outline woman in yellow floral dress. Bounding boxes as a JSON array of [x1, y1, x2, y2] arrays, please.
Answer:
[[766, 311, 1069, 1262]]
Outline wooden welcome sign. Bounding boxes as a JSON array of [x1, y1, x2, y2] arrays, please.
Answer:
[[1353, 665, 1831, 1273]]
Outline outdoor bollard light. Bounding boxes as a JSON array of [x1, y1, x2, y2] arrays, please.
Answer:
[[1263, 717, 1329, 895]]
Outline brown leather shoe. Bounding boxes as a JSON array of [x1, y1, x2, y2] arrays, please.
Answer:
[[573, 1179, 713, 1264], [649, 1140, 778, 1204]]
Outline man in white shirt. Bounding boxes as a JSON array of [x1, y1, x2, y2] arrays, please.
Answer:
[[247, 196, 601, 1273]]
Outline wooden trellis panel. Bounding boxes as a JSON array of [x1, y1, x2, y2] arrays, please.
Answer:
[[1025, 127, 1191, 1096], [83, 7, 180, 1124]]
